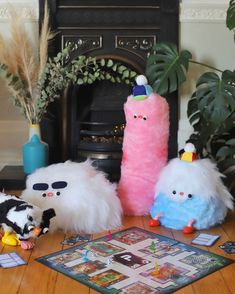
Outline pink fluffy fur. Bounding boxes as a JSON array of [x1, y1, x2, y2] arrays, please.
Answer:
[[118, 93, 169, 215]]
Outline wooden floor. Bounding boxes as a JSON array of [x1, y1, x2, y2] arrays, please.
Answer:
[[1, 192, 235, 294]]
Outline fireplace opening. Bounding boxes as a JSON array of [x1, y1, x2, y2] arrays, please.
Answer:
[[68, 80, 131, 181], [39, 0, 179, 182]]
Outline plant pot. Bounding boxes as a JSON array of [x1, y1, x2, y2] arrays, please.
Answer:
[[23, 124, 48, 174]]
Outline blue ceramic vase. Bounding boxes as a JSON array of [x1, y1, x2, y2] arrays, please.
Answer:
[[23, 124, 48, 174]]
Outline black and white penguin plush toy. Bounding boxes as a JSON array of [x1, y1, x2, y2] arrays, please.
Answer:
[[0, 192, 56, 249]]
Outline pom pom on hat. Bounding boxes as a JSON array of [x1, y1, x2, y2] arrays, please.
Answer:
[[132, 75, 153, 100], [136, 75, 148, 85], [184, 143, 196, 153], [180, 143, 197, 162]]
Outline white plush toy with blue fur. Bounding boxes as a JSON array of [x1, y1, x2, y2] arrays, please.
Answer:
[[149, 143, 234, 233], [21, 160, 122, 234]]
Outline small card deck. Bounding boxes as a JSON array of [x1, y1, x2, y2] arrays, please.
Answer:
[[192, 233, 220, 246]]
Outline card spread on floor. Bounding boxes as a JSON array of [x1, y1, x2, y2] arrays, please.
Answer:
[[0, 252, 27, 268], [192, 233, 220, 246]]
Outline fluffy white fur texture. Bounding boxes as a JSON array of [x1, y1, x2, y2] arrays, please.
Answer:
[[21, 160, 123, 234], [155, 158, 234, 210]]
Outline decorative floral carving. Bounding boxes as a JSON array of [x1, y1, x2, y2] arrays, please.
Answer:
[[63, 36, 102, 57], [116, 36, 156, 60]]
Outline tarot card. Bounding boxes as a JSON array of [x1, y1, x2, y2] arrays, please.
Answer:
[[219, 241, 235, 254], [192, 233, 220, 246], [0, 252, 27, 268]]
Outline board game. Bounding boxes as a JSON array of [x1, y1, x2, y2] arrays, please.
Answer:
[[37, 227, 234, 294]]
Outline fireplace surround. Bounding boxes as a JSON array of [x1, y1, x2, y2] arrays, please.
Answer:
[[39, 0, 179, 181]]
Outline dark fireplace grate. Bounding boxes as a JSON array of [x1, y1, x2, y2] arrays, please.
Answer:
[[68, 81, 128, 181]]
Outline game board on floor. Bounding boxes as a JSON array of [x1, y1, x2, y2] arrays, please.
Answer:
[[37, 227, 234, 294]]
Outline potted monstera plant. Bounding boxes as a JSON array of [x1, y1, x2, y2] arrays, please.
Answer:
[[145, 0, 235, 196]]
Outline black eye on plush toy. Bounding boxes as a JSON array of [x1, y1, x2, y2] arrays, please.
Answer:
[[27, 224, 35, 232]]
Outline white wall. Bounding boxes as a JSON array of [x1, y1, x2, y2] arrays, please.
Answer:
[[0, 0, 233, 168], [179, 0, 234, 149], [0, 0, 38, 169]]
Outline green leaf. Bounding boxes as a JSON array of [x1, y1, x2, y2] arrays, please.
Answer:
[[226, 138, 235, 145], [76, 78, 84, 85], [106, 59, 114, 67], [122, 70, 130, 78], [130, 71, 137, 78], [117, 65, 127, 74], [112, 64, 117, 71], [194, 71, 235, 125], [226, 0, 235, 30], [105, 73, 111, 80], [216, 146, 234, 158], [145, 42, 192, 95], [100, 59, 105, 66], [87, 78, 93, 84]]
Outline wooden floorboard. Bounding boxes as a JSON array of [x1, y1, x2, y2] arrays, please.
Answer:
[[0, 196, 234, 294]]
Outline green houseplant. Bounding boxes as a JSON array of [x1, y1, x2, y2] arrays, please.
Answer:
[[0, 2, 137, 172], [0, 4, 137, 125], [145, 0, 235, 196]]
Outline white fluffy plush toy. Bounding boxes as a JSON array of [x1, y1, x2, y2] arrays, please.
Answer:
[[149, 143, 234, 233], [21, 160, 123, 234]]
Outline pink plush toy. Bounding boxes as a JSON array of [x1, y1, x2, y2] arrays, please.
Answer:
[[118, 75, 169, 215]]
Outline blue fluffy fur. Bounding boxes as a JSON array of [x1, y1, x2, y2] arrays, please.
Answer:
[[150, 192, 227, 230]]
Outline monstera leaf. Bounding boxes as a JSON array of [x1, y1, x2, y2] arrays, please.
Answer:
[[226, 0, 235, 30], [187, 71, 235, 158], [194, 71, 235, 125], [216, 135, 235, 196], [145, 43, 192, 95]]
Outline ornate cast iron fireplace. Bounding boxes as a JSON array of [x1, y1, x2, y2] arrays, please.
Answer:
[[40, 0, 179, 181]]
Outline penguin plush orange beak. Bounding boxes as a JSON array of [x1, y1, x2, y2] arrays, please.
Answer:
[[33, 227, 42, 236]]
